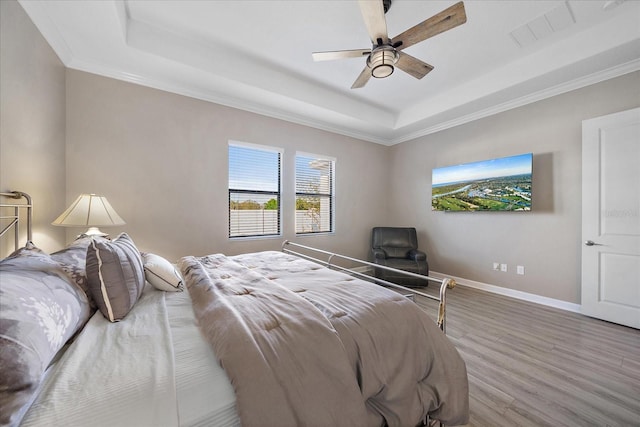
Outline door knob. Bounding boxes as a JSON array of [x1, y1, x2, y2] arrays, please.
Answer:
[[585, 240, 599, 246]]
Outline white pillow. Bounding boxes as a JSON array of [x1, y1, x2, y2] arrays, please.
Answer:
[[142, 253, 183, 292]]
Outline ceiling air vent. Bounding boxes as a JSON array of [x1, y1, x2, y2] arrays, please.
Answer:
[[509, 2, 575, 48]]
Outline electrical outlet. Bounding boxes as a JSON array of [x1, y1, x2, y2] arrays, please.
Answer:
[[517, 265, 525, 275], [493, 262, 500, 271], [500, 263, 508, 272]]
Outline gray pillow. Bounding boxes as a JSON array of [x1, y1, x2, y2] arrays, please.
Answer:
[[86, 233, 145, 322], [0, 244, 91, 427]]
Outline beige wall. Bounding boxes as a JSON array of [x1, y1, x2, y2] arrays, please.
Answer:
[[0, 0, 66, 256], [388, 71, 640, 304], [65, 70, 390, 262]]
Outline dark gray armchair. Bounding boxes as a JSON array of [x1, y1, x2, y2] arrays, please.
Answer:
[[370, 227, 429, 287]]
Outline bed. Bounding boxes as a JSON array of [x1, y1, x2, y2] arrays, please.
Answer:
[[0, 191, 469, 427]]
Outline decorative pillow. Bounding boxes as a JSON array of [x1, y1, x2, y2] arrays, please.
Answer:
[[51, 235, 108, 309], [0, 245, 91, 427], [142, 253, 183, 292], [86, 233, 145, 322]]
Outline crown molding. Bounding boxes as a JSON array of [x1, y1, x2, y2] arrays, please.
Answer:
[[64, 56, 640, 146], [66, 58, 395, 146], [68, 55, 640, 146], [390, 58, 640, 145], [40, 43, 640, 148]]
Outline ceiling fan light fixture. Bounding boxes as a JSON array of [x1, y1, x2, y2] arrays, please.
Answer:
[[367, 47, 399, 79], [372, 64, 394, 78]]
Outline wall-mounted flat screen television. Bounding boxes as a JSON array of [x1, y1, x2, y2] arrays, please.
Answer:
[[432, 153, 532, 211]]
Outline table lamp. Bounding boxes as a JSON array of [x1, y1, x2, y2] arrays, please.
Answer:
[[52, 194, 125, 237]]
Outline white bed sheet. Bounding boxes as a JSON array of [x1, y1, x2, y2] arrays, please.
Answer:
[[19, 284, 240, 427], [166, 286, 240, 427]]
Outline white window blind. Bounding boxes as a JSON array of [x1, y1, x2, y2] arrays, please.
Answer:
[[295, 153, 334, 234], [228, 142, 281, 238]]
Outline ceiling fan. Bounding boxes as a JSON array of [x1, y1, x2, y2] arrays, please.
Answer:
[[312, 0, 467, 89]]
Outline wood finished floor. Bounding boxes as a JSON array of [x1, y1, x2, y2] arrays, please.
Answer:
[[412, 285, 640, 427]]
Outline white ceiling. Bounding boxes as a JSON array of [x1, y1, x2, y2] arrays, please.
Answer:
[[20, 0, 640, 145]]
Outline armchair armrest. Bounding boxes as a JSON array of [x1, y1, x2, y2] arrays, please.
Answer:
[[408, 249, 427, 262], [372, 248, 387, 260]]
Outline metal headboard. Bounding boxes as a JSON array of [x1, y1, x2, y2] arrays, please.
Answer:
[[1, 191, 33, 252]]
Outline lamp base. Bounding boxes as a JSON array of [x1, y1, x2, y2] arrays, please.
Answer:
[[84, 226, 109, 237]]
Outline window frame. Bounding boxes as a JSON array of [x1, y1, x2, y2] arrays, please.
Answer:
[[228, 141, 283, 239], [295, 151, 336, 235]]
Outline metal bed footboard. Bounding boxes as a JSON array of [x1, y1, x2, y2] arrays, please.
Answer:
[[1, 191, 32, 253], [281, 240, 456, 334]]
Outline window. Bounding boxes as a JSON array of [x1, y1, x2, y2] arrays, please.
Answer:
[[295, 153, 335, 234], [228, 142, 282, 238]]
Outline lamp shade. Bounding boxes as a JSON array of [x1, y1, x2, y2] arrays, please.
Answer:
[[52, 194, 125, 236]]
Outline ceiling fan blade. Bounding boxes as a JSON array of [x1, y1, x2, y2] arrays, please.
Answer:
[[393, 1, 466, 51], [312, 49, 371, 62], [396, 52, 434, 79], [351, 66, 372, 89], [358, 0, 389, 45]]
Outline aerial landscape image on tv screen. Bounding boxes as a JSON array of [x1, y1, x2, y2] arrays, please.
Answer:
[[432, 153, 532, 211]]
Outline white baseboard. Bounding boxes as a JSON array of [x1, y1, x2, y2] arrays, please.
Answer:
[[430, 271, 582, 314], [348, 266, 581, 314]]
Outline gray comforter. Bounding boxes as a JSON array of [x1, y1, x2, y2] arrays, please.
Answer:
[[179, 251, 468, 427]]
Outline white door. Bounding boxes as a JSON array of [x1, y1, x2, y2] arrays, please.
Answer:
[[582, 107, 640, 329]]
